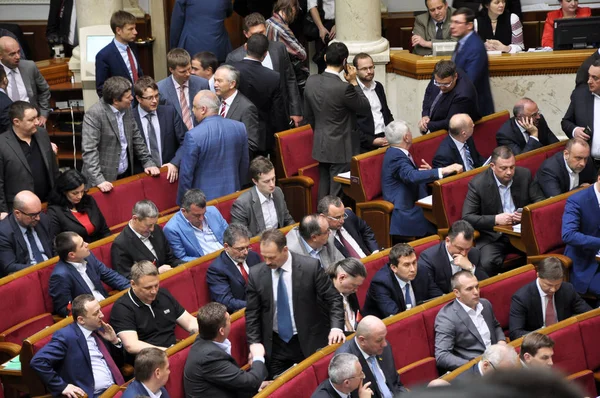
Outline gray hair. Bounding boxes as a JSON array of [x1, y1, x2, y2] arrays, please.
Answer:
[[328, 353, 360, 384], [327, 258, 367, 279], [130, 260, 159, 282], [181, 189, 207, 211], [317, 195, 343, 215], [194, 90, 221, 114], [385, 120, 411, 145], [223, 223, 251, 246], [132, 200, 159, 220], [298, 214, 322, 241], [216, 64, 241, 87], [482, 344, 518, 367], [102, 76, 132, 104]]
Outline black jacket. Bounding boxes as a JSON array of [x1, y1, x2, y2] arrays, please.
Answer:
[[47, 196, 110, 243], [357, 81, 394, 153], [533, 150, 597, 199], [496, 115, 559, 156]]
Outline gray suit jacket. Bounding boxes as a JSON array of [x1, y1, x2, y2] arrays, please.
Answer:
[[285, 227, 344, 269], [412, 7, 456, 55], [16, 60, 51, 118], [81, 101, 155, 186], [434, 298, 505, 372], [304, 72, 370, 164], [225, 91, 260, 154], [230, 186, 295, 236]]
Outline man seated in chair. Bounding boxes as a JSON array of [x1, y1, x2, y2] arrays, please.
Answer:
[[122, 347, 171, 398], [327, 258, 367, 335], [285, 214, 344, 269], [456, 344, 518, 380], [311, 353, 374, 398], [519, 332, 555, 369], [432, 113, 484, 171]]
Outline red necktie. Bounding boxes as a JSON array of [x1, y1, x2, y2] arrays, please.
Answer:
[[179, 85, 193, 130], [337, 230, 361, 259], [545, 295, 557, 326], [220, 102, 227, 117], [92, 332, 125, 385], [238, 263, 249, 283], [126, 46, 139, 82]]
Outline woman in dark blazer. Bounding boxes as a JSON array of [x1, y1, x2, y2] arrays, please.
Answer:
[[475, 0, 524, 53], [47, 169, 110, 243]]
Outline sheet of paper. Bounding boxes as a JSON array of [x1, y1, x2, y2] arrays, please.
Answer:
[[513, 224, 521, 233], [337, 171, 350, 179], [417, 195, 433, 206]]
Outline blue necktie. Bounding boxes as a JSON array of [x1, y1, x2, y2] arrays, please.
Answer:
[[26, 227, 45, 264], [405, 283, 413, 307], [464, 144, 474, 171], [276, 268, 293, 342], [451, 42, 461, 62], [367, 356, 393, 398]]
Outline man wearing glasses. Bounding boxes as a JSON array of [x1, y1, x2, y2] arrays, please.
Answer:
[[0, 190, 54, 276], [311, 353, 374, 398], [206, 223, 262, 313], [419, 59, 480, 134]]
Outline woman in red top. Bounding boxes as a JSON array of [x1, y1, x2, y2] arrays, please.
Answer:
[[542, 0, 592, 48]]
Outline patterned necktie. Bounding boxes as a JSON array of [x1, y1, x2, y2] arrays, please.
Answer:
[[92, 332, 125, 385], [276, 268, 293, 342], [545, 295, 557, 326], [367, 356, 393, 398], [144, 113, 161, 166], [337, 230, 361, 259], [220, 102, 227, 117], [238, 262, 249, 283], [126, 46, 139, 82], [405, 283, 413, 308], [26, 227, 45, 264], [10, 70, 20, 101], [343, 296, 354, 332], [179, 85, 193, 130], [464, 144, 474, 171], [435, 22, 444, 40]]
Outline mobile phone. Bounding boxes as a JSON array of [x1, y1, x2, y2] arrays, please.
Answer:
[[516, 208, 523, 213], [584, 126, 592, 136]]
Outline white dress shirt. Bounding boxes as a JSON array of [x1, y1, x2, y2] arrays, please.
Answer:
[[113, 39, 138, 82], [221, 89, 239, 118], [445, 243, 475, 275], [261, 52, 274, 70], [308, 0, 335, 20], [137, 105, 163, 165], [357, 79, 385, 134], [394, 275, 416, 310], [335, 227, 367, 258], [209, 75, 215, 93], [449, 135, 472, 171], [68, 261, 106, 302], [68, 2, 77, 45], [1, 62, 28, 102], [128, 222, 157, 259], [592, 94, 600, 158], [492, 173, 516, 214], [257, 187, 278, 230], [563, 156, 579, 191], [109, 104, 129, 175], [141, 383, 162, 398], [342, 293, 356, 331], [456, 299, 492, 348], [272, 253, 297, 334], [225, 251, 249, 276], [76, 324, 115, 395], [536, 278, 557, 327], [185, 217, 224, 254]]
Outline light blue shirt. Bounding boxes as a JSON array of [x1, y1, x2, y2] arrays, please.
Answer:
[[18, 224, 48, 265], [137, 106, 163, 165], [300, 237, 322, 260], [185, 217, 224, 254], [492, 173, 516, 213], [76, 324, 114, 395], [109, 104, 129, 174], [113, 38, 137, 82]]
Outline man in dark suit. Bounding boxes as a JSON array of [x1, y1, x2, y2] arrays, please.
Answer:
[[336, 316, 408, 397], [462, 146, 545, 275], [95, 11, 143, 97], [455, 344, 519, 381], [82, 76, 160, 193], [363, 243, 436, 318], [419, 220, 489, 297], [419, 60, 480, 134], [133, 76, 186, 183], [533, 138, 596, 199], [434, 271, 506, 373], [450, 7, 494, 116], [46, 0, 76, 57], [0, 101, 59, 216], [231, 156, 294, 236], [0, 190, 54, 276], [0, 67, 12, 133], [214, 64, 261, 158], [184, 302, 268, 397], [311, 353, 374, 398], [206, 224, 262, 313], [122, 348, 171, 398], [433, 113, 484, 170], [157, 48, 210, 131], [382, 120, 463, 239], [327, 258, 367, 334], [411, 0, 456, 55], [520, 333, 555, 369], [226, 13, 302, 128], [509, 256, 591, 340], [562, 59, 600, 166], [49, 231, 130, 317], [111, 200, 184, 279], [304, 42, 371, 199], [318, 195, 378, 259], [246, 229, 345, 377], [232, 33, 288, 158], [30, 294, 125, 398], [576, 48, 600, 87], [496, 98, 559, 155], [354, 53, 394, 153]]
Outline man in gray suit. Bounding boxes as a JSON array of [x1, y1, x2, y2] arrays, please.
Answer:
[[231, 156, 294, 236], [82, 76, 160, 193], [434, 270, 506, 373], [286, 214, 344, 269], [411, 0, 455, 56], [304, 42, 370, 200], [0, 36, 51, 125], [213, 64, 260, 159]]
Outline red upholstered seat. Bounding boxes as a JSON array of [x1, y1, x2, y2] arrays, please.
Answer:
[[276, 126, 314, 178], [357, 255, 388, 307], [567, 370, 598, 398], [515, 150, 548, 178], [269, 366, 319, 398], [37, 264, 57, 313], [1, 313, 54, 346], [90, 241, 114, 269], [410, 133, 446, 166], [422, 303, 446, 356], [547, 323, 587, 375], [357, 151, 386, 201], [113, 391, 123, 398], [101, 302, 116, 323], [214, 190, 247, 224], [312, 351, 335, 383], [398, 356, 438, 388], [91, 180, 143, 229], [160, 269, 199, 314], [164, 343, 192, 398], [188, 259, 215, 308], [387, 314, 431, 368], [437, 173, 478, 227], [528, 198, 567, 255], [578, 313, 600, 372], [298, 164, 320, 212], [229, 315, 249, 367], [471, 111, 510, 158], [141, 170, 178, 215]]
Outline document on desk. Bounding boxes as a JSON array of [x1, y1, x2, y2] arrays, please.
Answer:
[[418, 195, 433, 206], [337, 171, 350, 179], [513, 224, 521, 233]]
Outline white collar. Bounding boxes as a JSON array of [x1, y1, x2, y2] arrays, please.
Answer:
[[213, 338, 232, 355], [492, 172, 513, 189], [68, 260, 87, 272], [109, 104, 124, 116], [256, 186, 273, 204], [77, 323, 94, 339], [536, 278, 551, 298], [171, 75, 187, 90], [357, 78, 375, 91], [450, 134, 466, 151], [128, 222, 150, 240], [141, 382, 163, 398], [456, 298, 483, 315], [273, 252, 292, 275], [563, 156, 576, 175], [222, 89, 238, 106], [138, 105, 156, 119]]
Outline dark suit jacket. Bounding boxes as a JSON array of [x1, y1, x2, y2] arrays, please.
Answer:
[[562, 85, 595, 144], [419, 242, 489, 297], [432, 135, 484, 170], [362, 263, 433, 318], [132, 104, 186, 170], [311, 379, 339, 398], [95, 40, 143, 97], [123, 380, 170, 398], [245, 252, 344, 359], [333, 209, 378, 257], [422, 70, 481, 133], [0, 212, 54, 277], [0, 90, 12, 133], [0, 127, 59, 212], [462, 167, 545, 242], [357, 81, 394, 152], [206, 250, 262, 313], [30, 323, 124, 398], [225, 91, 260, 155], [46, 197, 111, 243], [46, 0, 75, 46], [156, 75, 210, 128], [412, 8, 456, 56], [533, 150, 597, 199], [233, 59, 288, 152], [576, 50, 600, 87], [304, 72, 370, 164], [184, 335, 267, 398], [336, 339, 407, 398], [496, 116, 559, 156], [49, 253, 130, 316], [111, 224, 184, 278], [230, 186, 295, 237], [16, 60, 52, 117], [509, 280, 592, 340]]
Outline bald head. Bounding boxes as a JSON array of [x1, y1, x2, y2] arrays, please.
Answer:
[[448, 113, 474, 142], [192, 90, 220, 122], [513, 98, 537, 118], [356, 315, 385, 338], [0, 36, 21, 69], [13, 190, 42, 228], [356, 316, 388, 356]]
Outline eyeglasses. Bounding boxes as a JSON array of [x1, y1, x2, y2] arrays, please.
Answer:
[[140, 94, 160, 101], [16, 209, 41, 218], [347, 371, 365, 380], [326, 213, 348, 222], [433, 77, 454, 88], [358, 66, 375, 72]]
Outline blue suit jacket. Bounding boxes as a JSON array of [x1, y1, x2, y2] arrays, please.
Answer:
[[156, 75, 209, 128], [381, 147, 439, 237], [30, 323, 123, 398], [122, 380, 170, 398], [206, 249, 262, 313], [453, 32, 494, 116], [432, 135, 484, 170], [163, 207, 228, 262], [177, 115, 249, 202], [49, 253, 130, 317], [562, 185, 600, 294], [95, 40, 143, 97]]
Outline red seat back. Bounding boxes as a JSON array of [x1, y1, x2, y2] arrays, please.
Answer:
[[276, 126, 315, 177], [312, 351, 335, 383], [38, 264, 58, 313], [164, 344, 192, 398], [528, 198, 567, 255], [187, 259, 216, 308], [0, 273, 48, 334], [214, 190, 247, 224], [387, 313, 431, 368], [437, 172, 480, 228], [472, 111, 510, 158], [269, 366, 319, 398], [422, 302, 447, 355], [91, 180, 143, 229], [578, 312, 600, 370], [229, 315, 249, 366], [90, 241, 115, 269], [160, 269, 199, 314], [515, 150, 549, 178], [410, 133, 446, 167], [547, 323, 587, 375], [141, 171, 179, 215], [299, 164, 320, 213], [101, 301, 117, 323], [356, 151, 386, 201], [357, 255, 388, 307]]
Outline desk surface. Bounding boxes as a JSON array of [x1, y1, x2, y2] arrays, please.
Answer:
[[493, 225, 522, 237]]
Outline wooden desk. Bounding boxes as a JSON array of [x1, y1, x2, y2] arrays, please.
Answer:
[[493, 225, 525, 253], [0, 365, 26, 398], [415, 197, 434, 224], [333, 175, 352, 198]]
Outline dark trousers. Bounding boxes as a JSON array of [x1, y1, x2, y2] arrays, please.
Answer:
[[117, 165, 131, 180], [269, 333, 305, 379], [314, 19, 335, 74], [318, 162, 349, 202], [477, 234, 523, 276]]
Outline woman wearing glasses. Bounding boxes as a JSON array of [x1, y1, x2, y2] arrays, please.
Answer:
[[47, 169, 111, 243], [542, 0, 591, 48], [475, 0, 524, 53]]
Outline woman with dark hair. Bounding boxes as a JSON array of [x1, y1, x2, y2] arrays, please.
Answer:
[[542, 0, 591, 48], [47, 169, 110, 243], [475, 0, 524, 53]]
